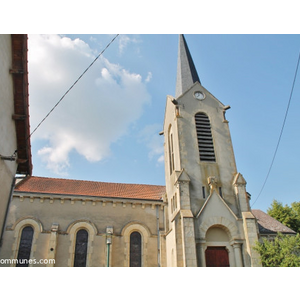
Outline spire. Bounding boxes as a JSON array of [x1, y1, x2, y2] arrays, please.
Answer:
[[175, 34, 200, 98]]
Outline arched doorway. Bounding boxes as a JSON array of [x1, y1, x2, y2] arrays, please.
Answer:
[[205, 226, 230, 267]]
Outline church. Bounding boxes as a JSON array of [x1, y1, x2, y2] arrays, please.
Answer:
[[0, 35, 295, 267]]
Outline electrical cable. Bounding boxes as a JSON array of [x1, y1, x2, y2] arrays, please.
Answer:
[[28, 34, 119, 139], [251, 50, 300, 208]]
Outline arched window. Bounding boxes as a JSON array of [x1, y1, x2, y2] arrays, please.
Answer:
[[130, 231, 142, 267], [168, 127, 175, 174], [195, 112, 216, 162], [74, 229, 88, 267], [16, 226, 34, 267]]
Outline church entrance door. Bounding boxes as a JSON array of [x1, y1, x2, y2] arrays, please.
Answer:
[[205, 246, 229, 267]]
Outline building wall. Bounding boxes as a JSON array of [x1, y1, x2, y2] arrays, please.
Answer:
[[163, 82, 261, 267], [174, 83, 238, 216], [0, 192, 165, 267], [0, 34, 18, 241]]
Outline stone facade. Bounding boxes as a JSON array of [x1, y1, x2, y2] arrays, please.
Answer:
[[0, 183, 165, 267], [1, 34, 281, 267], [163, 35, 261, 267]]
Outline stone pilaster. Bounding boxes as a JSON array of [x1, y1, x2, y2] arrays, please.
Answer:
[[47, 223, 58, 267], [231, 241, 243, 267], [242, 212, 261, 267], [180, 210, 197, 267], [197, 240, 206, 267]]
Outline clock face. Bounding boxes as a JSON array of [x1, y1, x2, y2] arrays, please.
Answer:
[[194, 91, 205, 100]]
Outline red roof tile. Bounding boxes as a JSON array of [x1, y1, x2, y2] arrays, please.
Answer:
[[15, 176, 165, 201]]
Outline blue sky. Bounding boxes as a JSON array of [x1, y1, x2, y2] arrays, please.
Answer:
[[27, 34, 300, 213]]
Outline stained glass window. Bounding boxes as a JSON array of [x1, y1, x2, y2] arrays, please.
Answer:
[[16, 226, 34, 267], [130, 231, 141, 267], [74, 229, 88, 267]]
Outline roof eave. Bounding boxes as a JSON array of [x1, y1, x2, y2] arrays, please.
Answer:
[[11, 34, 32, 175]]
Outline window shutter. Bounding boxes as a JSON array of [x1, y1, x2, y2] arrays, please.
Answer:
[[195, 113, 216, 162]]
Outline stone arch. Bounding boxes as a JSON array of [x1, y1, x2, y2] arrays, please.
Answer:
[[121, 222, 151, 267], [11, 217, 43, 266], [200, 216, 239, 240], [11, 216, 43, 232], [66, 219, 97, 236], [197, 217, 241, 267], [67, 220, 97, 267], [206, 225, 230, 242]]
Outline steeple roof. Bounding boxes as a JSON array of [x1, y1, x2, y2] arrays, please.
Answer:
[[175, 34, 200, 98]]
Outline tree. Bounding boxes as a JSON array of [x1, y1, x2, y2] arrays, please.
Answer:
[[267, 200, 300, 233], [254, 233, 300, 267]]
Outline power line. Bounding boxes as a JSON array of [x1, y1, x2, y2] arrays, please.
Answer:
[[251, 50, 300, 208], [28, 34, 120, 139]]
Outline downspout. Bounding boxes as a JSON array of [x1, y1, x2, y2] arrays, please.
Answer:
[[156, 205, 161, 267], [0, 175, 16, 247], [106, 242, 110, 267], [106, 226, 113, 267]]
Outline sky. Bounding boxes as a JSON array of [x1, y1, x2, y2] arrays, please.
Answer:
[[2, 2, 300, 295], [26, 34, 300, 213]]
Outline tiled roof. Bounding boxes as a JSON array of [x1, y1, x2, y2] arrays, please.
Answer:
[[15, 176, 165, 201], [252, 209, 296, 235]]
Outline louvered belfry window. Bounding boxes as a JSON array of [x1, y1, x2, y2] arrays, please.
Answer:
[[195, 112, 216, 162], [16, 226, 34, 267], [130, 231, 142, 267], [74, 229, 88, 267]]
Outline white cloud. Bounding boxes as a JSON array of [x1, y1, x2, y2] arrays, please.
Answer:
[[138, 124, 164, 165], [117, 35, 139, 54], [145, 72, 152, 82], [28, 34, 151, 175]]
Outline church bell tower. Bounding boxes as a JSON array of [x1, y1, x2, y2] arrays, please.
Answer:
[[163, 35, 261, 267]]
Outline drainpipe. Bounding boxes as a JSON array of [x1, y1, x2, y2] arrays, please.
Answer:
[[106, 242, 111, 267], [156, 205, 161, 267], [106, 226, 113, 267], [0, 175, 17, 247]]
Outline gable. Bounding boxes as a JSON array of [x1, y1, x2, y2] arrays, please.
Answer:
[[196, 189, 238, 221], [176, 82, 226, 109], [195, 190, 240, 240]]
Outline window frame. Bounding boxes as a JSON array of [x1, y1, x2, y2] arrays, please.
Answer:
[[67, 221, 97, 267], [121, 222, 150, 267], [11, 218, 42, 267]]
